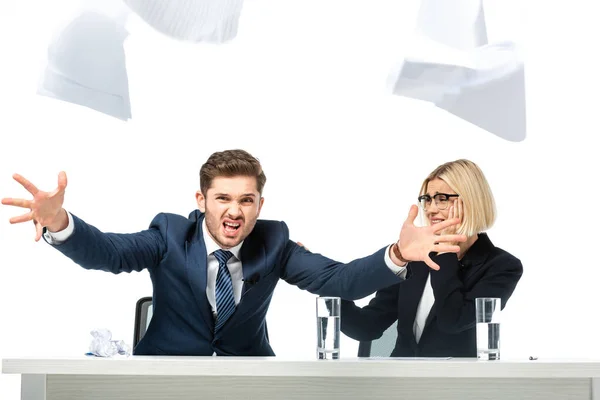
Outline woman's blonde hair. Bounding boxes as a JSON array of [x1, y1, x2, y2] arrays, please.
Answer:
[[419, 159, 496, 236]]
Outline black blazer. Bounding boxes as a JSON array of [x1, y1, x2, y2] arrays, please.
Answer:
[[341, 233, 523, 357]]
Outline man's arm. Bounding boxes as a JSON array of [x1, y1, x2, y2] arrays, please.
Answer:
[[46, 212, 167, 274], [281, 235, 402, 300], [297, 241, 408, 279], [2, 172, 166, 273]]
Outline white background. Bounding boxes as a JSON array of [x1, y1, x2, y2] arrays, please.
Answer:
[[0, 0, 598, 398]]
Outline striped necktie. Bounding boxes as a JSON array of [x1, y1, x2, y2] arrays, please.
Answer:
[[213, 249, 235, 333]]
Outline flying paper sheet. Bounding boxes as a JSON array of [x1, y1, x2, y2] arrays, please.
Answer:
[[37, 5, 132, 121], [36, 0, 244, 120], [388, 0, 526, 142], [124, 0, 245, 43]]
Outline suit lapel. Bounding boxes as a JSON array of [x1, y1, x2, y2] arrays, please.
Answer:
[[239, 230, 267, 297], [397, 263, 430, 344], [422, 233, 494, 333], [457, 233, 493, 285], [184, 214, 215, 332]]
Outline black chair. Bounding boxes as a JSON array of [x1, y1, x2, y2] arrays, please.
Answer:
[[133, 296, 153, 348], [357, 320, 398, 357]]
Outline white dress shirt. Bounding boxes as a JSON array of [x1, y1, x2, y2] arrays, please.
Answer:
[[44, 212, 409, 316], [43, 211, 76, 244], [201, 220, 244, 316]]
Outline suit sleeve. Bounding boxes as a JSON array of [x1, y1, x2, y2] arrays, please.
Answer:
[[340, 284, 400, 341], [429, 252, 523, 334], [279, 222, 402, 300], [44, 213, 168, 274]]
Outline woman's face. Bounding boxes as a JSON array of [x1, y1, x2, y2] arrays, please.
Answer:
[[423, 178, 458, 225]]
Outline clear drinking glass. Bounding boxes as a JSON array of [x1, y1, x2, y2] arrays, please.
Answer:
[[476, 297, 501, 360], [316, 296, 340, 360]]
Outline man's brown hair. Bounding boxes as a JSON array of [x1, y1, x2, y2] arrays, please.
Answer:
[[199, 149, 267, 195]]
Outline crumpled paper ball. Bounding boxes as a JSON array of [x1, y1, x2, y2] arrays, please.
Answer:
[[88, 328, 132, 357]]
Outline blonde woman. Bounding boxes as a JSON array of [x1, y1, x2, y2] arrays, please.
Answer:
[[341, 159, 523, 357]]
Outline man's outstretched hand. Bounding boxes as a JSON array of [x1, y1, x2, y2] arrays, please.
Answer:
[[2, 172, 69, 241], [393, 205, 467, 270]]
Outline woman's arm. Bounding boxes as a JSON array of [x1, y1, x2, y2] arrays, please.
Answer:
[[340, 283, 400, 342], [429, 252, 523, 334]]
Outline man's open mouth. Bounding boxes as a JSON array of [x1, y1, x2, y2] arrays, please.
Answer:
[[223, 221, 241, 233]]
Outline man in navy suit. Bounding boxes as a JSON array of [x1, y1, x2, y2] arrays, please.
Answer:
[[2, 149, 465, 356]]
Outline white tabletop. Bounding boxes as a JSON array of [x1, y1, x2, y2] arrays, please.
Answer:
[[4, 356, 600, 378]]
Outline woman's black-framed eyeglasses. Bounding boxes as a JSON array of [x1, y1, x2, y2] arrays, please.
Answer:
[[417, 193, 460, 210]]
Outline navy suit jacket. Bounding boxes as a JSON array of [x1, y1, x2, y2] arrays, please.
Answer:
[[341, 233, 523, 357], [47, 210, 401, 356]]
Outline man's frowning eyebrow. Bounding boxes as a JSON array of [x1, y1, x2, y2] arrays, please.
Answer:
[[214, 193, 257, 198]]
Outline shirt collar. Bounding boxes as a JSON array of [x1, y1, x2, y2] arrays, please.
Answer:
[[202, 219, 243, 260]]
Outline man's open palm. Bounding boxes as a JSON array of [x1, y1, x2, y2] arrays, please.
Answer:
[[1, 172, 68, 241]]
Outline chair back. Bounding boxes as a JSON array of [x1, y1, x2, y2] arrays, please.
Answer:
[[357, 320, 398, 357], [133, 296, 153, 347]]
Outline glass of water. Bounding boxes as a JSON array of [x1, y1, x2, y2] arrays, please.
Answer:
[[476, 297, 501, 360], [316, 296, 340, 360]]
